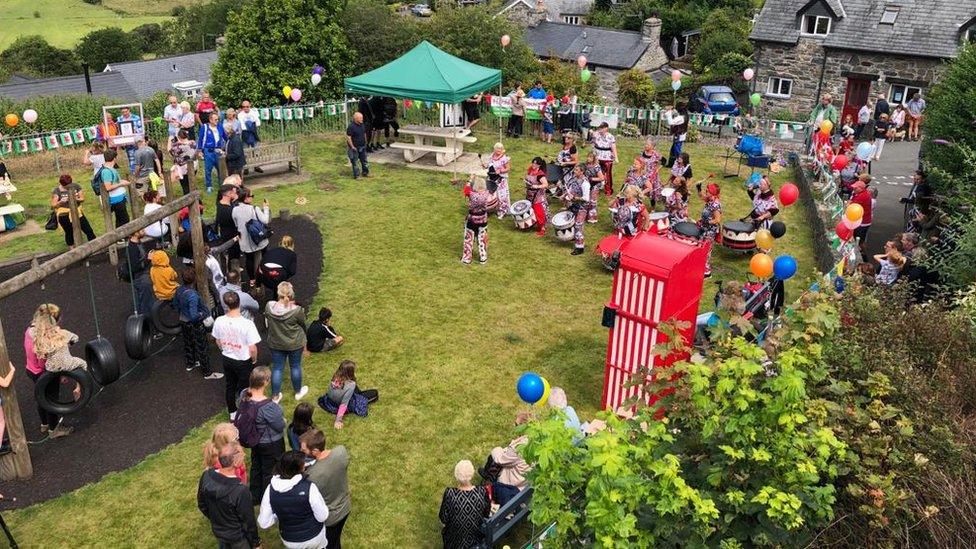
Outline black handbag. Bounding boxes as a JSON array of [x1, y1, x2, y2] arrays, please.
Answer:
[[44, 212, 58, 231]]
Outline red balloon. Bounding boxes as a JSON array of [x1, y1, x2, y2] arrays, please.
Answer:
[[831, 155, 849, 170], [835, 220, 853, 241], [403, 99, 413, 109], [779, 183, 799, 206]]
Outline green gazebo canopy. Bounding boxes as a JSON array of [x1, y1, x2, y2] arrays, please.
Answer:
[[344, 41, 502, 104]]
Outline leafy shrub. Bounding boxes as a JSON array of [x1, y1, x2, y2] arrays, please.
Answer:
[[0, 36, 80, 78], [74, 28, 141, 72], [528, 59, 599, 103], [922, 43, 976, 193], [616, 69, 658, 107], [128, 23, 167, 55]]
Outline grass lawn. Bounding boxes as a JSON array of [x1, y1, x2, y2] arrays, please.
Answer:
[[3, 133, 816, 547], [0, 0, 172, 50], [101, 0, 204, 17]]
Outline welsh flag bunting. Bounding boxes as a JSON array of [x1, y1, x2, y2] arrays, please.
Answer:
[[0, 141, 11, 156], [15, 140, 28, 154], [29, 137, 43, 152], [59, 132, 74, 146], [637, 109, 646, 120], [703, 115, 714, 125], [72, 129, 85, 143], [283, 108, 293, 121], [272, 108, 282, 120], [328, 104, 337, 116], [625, 108, 634, 118], [294, 108, 304, 120], [648, 109, 658, 121], [305, 107, 314, 118], [339, 103, 347, 114], [44, 134, 59, 150], [84, 126, 97, 140], [260, 108, 271, 120]]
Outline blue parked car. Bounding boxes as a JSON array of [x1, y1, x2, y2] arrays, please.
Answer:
[[689, 85, 741, 116]]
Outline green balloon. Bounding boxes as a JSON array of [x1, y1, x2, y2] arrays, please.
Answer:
[[749, 93, 761, 107], [580, 69, 591, 83], [154, 116, 164, 125]]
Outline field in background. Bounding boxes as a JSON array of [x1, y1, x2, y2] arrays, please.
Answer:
[[0, 0, 180, 49]]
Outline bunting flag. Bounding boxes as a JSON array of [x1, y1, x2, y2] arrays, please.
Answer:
[[328, 104, 337, 116], [0, 141, 11, 156], [625, 108, 634, 119], [260, 108, 271, 121], [272, 107, 282, 120], [305, 107, 315, 118], [58, 132, 74, 147], [637, 109, 646, 120], [283, 108, 293, 121], [294, 107, 304, 120], [44, 134, 59, 150], [703, 114, 714, 125], [15, 139, 28, 154], [84, 126, 98, 140], [648, 109, 659, 121], [72, 129, 85, 143], [28, 137, 43, 152]]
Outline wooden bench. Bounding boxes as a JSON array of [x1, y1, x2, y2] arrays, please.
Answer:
[[243, 140, 300, 176], [478, 487, 533, 548]]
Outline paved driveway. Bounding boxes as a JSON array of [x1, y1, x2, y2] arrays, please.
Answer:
[[865, 140, 921, 254]]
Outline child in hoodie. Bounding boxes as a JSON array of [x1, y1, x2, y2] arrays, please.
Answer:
[[149, 249, 179, 300]]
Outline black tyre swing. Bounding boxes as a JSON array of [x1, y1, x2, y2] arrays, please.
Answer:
[[82, 260, 119, 386], [34, 368, 94, 416], [151, 299, 182, 336], [121, 249, 154, 360]]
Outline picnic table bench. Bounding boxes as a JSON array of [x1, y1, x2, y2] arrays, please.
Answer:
[[390, 124, 476, 166], [244, 140, 300, 176]]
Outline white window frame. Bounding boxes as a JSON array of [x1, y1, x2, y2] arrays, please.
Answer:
[[889, 84, 922, 106], [801, 14, 832, 36], [766, 77, 793, 98], [562, 15, 581, 25], [880, 7, 899, 25]]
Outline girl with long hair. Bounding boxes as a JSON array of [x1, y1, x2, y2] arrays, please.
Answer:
[[321, 360, 378, 430], [524, 157, 550, 237], [202, 422, 247, 483]]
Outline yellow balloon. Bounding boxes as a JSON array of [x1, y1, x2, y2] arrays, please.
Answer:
[[749, 253, 774, 279], [282, 86, 292, 99], [845, 203, 864, 222], [756, 228, 774, 250], [820, 119, 833, 134], [535, 377, 551, 407]]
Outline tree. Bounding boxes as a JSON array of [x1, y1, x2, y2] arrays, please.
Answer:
[[129, 23, 167, 55], [341, 0, 419, 76], [74, 28, 141, 72], [528, 59, 600, 102], [693, 10, 753, 74], [159, 0, 241, 54], [0, 36, 81, 78], [209, 0, 350, 105], [923, 43, 976, 193]]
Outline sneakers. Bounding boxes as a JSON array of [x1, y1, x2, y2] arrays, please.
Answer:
[[206, 187, 213, 194], [295, 386, 309, 401], [571, 247, 585, 255], [50, 424, 74, 439], [229, 411, 237, 421], [587, 219, 599, 224], [272, 393, 282, 404], [254, 166, 264, 173], [204, 372, 224, 380], [535, 229, 546, 237], [186, 362, 200, 372], [461, 259, 472, 265]]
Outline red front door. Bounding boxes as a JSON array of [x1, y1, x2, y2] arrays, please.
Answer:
[[842, 78, 871, 125]]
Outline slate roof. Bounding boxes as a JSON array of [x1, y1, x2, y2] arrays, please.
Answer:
[[0, 71, 137, 102], [104, 50, 218, 100], [525, 21, 650, 69], [751, 0, 976, 59]]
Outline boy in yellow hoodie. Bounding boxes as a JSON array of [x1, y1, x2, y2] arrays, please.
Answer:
[[149, 249, 178, 300]]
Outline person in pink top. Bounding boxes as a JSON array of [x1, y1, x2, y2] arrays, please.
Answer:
[[25, 304, 73, 438]]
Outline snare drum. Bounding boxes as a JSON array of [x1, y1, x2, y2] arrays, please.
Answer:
[[649, 212, 670, 234], [486, 193, 499, 213], [510, 200, 536, 230], [670, 221, 701, 245], [721, 221, 757, 252], [550, 210, 576, 242]]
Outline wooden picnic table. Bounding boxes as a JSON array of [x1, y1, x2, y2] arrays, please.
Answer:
[[391, 124, 477, 166]]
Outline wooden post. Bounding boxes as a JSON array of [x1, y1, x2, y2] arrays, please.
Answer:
[[162, 170, 181, 249], [129, 178, 142, 222], [188, 155, 199, 193], [187, 199, 211, 308], [0, 309, 32, 481], [67, 190, 84, 248], [98, 189, 119, 266]]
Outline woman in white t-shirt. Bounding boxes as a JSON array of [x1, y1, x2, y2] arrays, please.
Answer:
[[83, 142, 106, 176], [142, 190, 169, 241]]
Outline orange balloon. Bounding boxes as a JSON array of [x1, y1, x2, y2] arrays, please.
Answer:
[[4, 113, 18, 127], [749, 253, 774, 279], [845, 203, 864, 222]]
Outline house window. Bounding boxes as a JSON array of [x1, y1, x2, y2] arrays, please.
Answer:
[[563, 15, 580, 25], [801, 14, 831, 36], [880, 6, 899, 24], [766, 77, 793, 98], [889, 84, 922, 105]]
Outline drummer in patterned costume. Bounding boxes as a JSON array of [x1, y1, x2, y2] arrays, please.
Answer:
[[744, 175, 779, 230], [555, 134, 579, 172], [611, 186, 648, 236], [622, 157, 648, 195], [639, 138, 663, 207], [583, 153, 605, 223], [524, 157, 550, 237], [482, 143, 511, 220], [592, 122, 618, 196], [562, 164, 593, 255], [666, 176, 690, 226], [461, 176, 490, 264], [698, 183, 723, 278]]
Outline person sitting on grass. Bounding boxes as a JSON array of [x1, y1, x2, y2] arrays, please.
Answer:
[[203, 422, 248, 484], [197, 442, 261, 549], [300, 429, 352, 549], [287, 402, 316, 452], [306, 308, 344, 353], [318, 360, 378, 430], [258, 450, 329, 549], [489, 412, 532, 505], [149, 249, 179, 301], [439, 459, 490, 549]]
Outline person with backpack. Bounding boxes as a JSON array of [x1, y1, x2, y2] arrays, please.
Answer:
[[235, 366, 286, 503], [51, 174, 97, 249], [232, 188, 271, 283], [212, 291, 260, 419], [97, 149, 132, 228], [174, 267, 223, 380], [257, 451, 329, 549], [197, 442, 261, 549]]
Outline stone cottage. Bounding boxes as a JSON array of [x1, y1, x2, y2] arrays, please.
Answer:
[[499, 0, 594, 26], [750, 0, 976, 121]]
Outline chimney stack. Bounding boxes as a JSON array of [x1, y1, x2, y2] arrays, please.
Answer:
[[641, 17, 662, 44]]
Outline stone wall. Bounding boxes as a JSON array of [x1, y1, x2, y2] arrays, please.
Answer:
[[593, 68, 623, 102], [755, 38, 948, 117], [503, 3, 546, 27]]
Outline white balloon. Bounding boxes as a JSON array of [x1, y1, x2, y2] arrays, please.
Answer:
[[743, 68, 754, 81], [22, 109, 38, 124], [311, 73, 322, 86]]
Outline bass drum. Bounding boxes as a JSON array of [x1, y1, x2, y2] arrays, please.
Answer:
[[510, 200, 536, 230], [671, 221, 701, 245], [486, 193, 499, 213], [550, 210, 576, 242], [721, 221, 757, 253]]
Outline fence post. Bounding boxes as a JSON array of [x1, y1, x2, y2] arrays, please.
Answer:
[[98, 190, 119, 266]]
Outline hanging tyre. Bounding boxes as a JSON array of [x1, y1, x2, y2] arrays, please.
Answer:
[[124, 313, 152, 360], [86, 337, 120, 386], [151, 300, 182, 336], [34, 369, 94, 415]]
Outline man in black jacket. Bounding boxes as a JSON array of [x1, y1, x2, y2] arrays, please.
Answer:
[[225, 128, 246, 177], [197, 443, 261, 548]]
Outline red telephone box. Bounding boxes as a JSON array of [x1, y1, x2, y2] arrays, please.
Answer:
[[601, 231, 709, 412]]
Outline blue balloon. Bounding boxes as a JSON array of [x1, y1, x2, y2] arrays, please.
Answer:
[[671, 80, 681, 91], [833, 275, 846, 293], [706, 313, 720, 327], [747, 172, 762, 188], [856, 141, 874, 161], [773, 255, 798, 280], [517, 372, 545, 404]]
